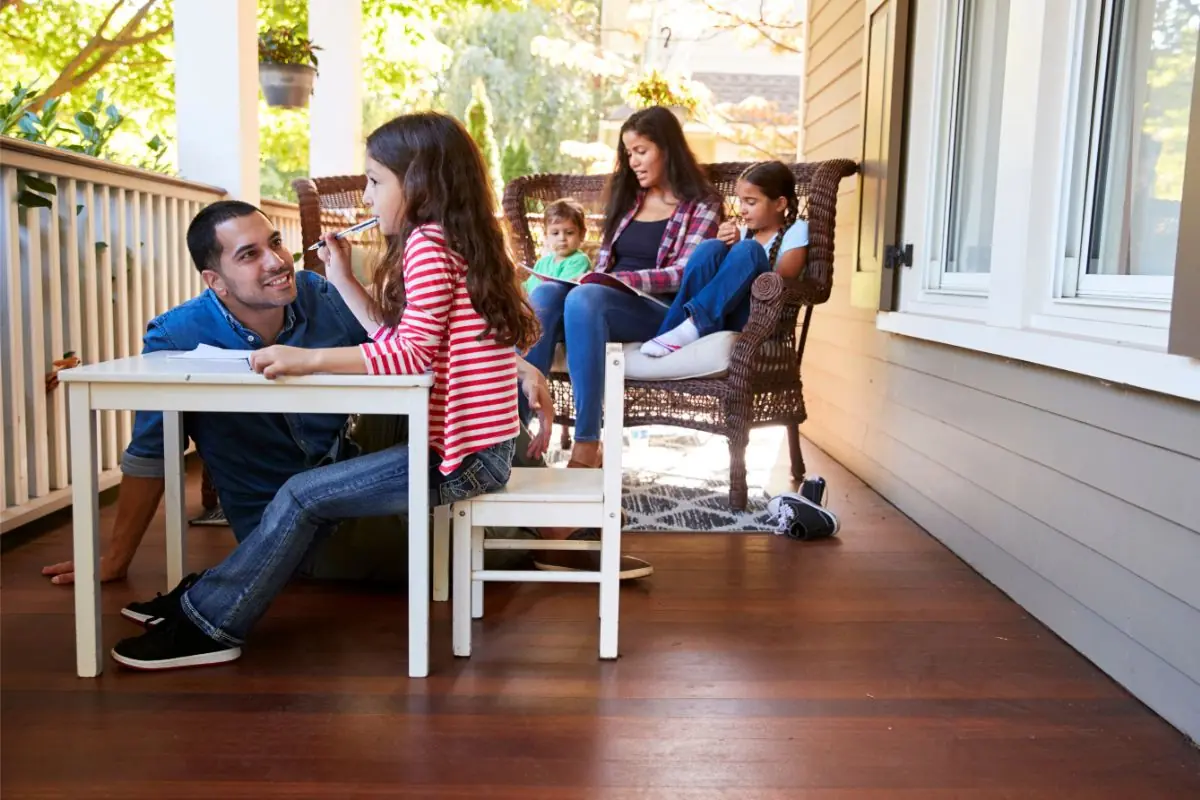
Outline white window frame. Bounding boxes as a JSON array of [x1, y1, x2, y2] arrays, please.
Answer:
[[883, 0, 1200, 403], [897, 0, 991, 320], [1054, 0, 1177, 311]]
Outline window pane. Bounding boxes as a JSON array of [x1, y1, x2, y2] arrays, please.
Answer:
[[944, 0, 1010, 274], [1089, 0, 1199, 277]]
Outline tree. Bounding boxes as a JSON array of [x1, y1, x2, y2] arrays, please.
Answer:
[[501, 135, 534, 182], [435, 2, 619, 176], [464, 79, 504, 196], [1, 0, 174, 164]]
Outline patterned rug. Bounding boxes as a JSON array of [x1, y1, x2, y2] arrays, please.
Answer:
[[546, 426, 784, 533]]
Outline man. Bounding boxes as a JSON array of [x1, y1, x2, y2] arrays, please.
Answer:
[[42, 200, 552, 595]]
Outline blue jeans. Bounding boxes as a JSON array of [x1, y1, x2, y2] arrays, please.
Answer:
[[657, 239, 770, 337], [526, 282, 665, 441], [181, 438, 515, 645]]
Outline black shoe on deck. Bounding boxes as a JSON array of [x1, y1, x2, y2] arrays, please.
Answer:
[[111, 611, 241, 671], [121, 572, 201, 627]]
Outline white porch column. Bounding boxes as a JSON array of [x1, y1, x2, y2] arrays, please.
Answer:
[[173, 0, 260, 204], [308, 0, 364, 176]]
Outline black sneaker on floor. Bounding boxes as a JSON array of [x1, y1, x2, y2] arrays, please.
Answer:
[[111, 611, 241, 671], [121, 572, 201, 627]]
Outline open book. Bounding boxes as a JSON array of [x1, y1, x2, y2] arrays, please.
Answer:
[[522, 268, 669, 309]]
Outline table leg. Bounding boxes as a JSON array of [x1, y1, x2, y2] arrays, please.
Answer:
[[407, 403, 430, 678], [68, 384, 101, 678], [163, 411, 186, 589]]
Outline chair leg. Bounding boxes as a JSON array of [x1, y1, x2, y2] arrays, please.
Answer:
[[432, 505, 450, 602], [452, 505, 473, 657], [471, 525, 485, 620], [787, 423, 806, 485], [598, 512, 621, 660], [728, 435, 749, 511]]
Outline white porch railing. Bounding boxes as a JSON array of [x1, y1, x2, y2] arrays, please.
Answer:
[[0, 138, 231, 530], [262, 197, 303, 255]]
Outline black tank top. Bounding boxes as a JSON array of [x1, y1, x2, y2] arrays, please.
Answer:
[[611, 218, 670, 272]]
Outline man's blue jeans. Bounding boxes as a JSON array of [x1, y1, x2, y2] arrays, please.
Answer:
[[525, 282, 665, 441], [656, 239, 771, 337], [181, 439, 515, 645]]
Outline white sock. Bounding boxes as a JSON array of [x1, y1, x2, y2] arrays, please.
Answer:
[[640, 318, 700, 358]]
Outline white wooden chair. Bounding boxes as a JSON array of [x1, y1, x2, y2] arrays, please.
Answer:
[[431, 344, 625, 660]]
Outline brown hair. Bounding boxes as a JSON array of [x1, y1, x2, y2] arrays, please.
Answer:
[[544, 198, 586, 234], [601, 105, 721, 248], [365, 112, 539, 350], [738, 161, 800, 268]]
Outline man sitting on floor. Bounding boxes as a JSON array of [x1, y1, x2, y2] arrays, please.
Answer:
[[41, 199, 552, 598]]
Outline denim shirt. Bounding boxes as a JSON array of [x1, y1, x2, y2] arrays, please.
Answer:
[[122, 270, 369, 538]]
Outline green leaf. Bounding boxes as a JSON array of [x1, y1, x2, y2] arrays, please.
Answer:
[[75, 110, 96, 127], [95, 241, 109, 253], [16, 190, 52, 209], [75, 204, 84, 216], [23, 175, 57, 195], [292, 251, 303, 263], [105, 104, 120, 123]]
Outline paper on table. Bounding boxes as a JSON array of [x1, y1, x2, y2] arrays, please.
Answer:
[[167, 344, 253, 362]]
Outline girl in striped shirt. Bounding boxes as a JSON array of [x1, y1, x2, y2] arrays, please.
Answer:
[[110, 112, 545, 671]]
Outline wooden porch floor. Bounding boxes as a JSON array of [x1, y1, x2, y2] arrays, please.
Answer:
[[2, 444, 1199, 799]]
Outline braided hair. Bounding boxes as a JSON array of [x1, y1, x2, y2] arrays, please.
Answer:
[[738, 161, 799, 269]]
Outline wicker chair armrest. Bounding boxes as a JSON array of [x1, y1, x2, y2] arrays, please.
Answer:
[[726, 272, 792, 385]]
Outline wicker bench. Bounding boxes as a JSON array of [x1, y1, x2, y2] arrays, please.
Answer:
[[293, 158, 857, 509]]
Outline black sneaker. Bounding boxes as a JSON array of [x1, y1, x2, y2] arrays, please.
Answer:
[[121, 572, 201, 627], [111, 612, 241, 671]]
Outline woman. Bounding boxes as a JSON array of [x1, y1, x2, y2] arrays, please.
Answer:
[[525, 105, 721, 468], [523, 106, 721, 578]]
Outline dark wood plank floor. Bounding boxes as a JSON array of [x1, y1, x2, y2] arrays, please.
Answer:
[[3, 443, 1199, 799]]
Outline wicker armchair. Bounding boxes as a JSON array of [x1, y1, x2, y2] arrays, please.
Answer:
[[502, 160, 857, 509], [292, 160, 858, 509], [292, 175, 377, 274]]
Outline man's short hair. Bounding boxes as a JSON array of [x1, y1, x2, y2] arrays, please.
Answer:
[[543, 197, 587, 234], [186, 200, 266, 273]]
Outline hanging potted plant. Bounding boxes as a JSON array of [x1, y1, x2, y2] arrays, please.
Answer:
[[624, 70, 700, 121], [258, 26, 321, 109]]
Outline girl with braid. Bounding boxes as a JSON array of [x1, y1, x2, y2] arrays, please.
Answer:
[[641, 161, 808, 356]]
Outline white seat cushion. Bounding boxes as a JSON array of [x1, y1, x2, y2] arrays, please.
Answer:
[[550, 331, 740, 381]]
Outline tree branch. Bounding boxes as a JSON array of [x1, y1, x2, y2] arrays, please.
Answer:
[[27, 0, 170, 112], [110, 21, 172, 47], [697, 0, 803, 54]]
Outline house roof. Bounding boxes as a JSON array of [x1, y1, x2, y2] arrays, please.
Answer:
[[692, 72, 800, 115]]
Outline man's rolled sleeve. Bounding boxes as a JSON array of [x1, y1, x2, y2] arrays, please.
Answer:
[[119, 318, 179, 479]]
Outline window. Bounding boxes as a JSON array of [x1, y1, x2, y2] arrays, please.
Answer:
[[929, 0, 1010, 292], [878, 0, 1200, 400], [1064, 0, 1198, 303]]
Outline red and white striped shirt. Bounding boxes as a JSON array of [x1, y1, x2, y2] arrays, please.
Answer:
[[360, 225, 519, 474]]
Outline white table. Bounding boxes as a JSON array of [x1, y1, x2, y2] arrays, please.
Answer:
[[59, 353, 434, 678]]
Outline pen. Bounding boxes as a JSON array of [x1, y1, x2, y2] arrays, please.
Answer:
[[306, 217, 380, 251]]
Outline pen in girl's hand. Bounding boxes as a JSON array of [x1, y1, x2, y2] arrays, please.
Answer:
[[306, 217, 380, 251]]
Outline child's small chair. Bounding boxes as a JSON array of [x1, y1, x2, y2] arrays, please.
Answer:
[[431, 344, 625, 659]]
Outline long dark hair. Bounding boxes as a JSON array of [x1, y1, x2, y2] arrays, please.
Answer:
[[739, 161, 800, 268], [366, 112, 539, 350], [601, 106, 720, 248]]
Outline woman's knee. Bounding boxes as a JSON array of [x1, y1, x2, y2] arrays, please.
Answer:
[[563, 283, 609, 318]]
